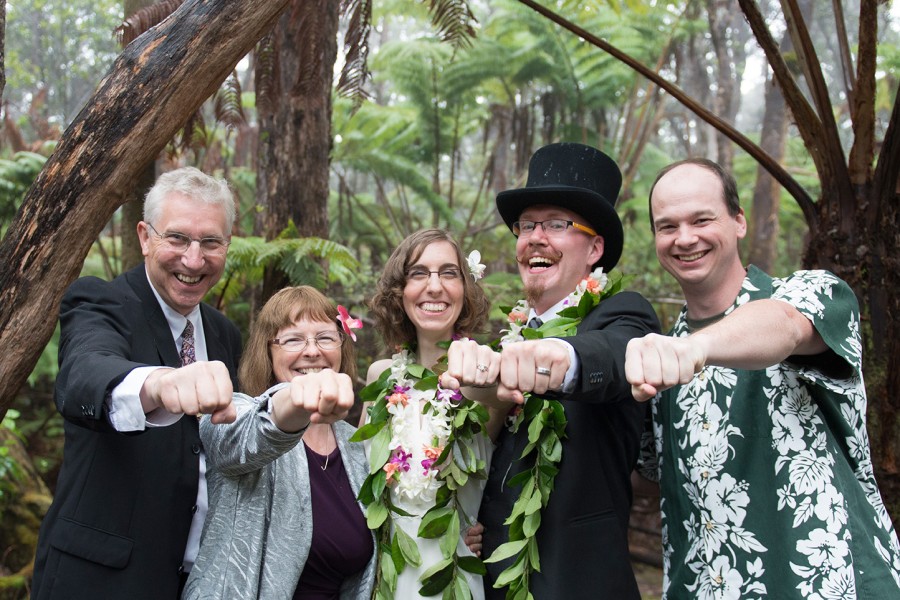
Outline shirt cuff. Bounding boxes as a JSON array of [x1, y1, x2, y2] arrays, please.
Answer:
[[108, 366, 181, 431]]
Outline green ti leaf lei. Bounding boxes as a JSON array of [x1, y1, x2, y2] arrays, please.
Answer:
[[486, 267, 624, 600], [350, 342, 491, 599]]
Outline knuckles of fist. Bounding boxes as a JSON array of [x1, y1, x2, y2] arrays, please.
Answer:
[[156, 364, 353, 422]]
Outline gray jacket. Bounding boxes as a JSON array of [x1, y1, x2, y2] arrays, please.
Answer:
[[182, 386, 376, 599]]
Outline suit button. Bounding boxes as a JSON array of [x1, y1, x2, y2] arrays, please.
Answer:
[[191, 444, 201, 455], [191, 504, 199, 514], [177, 565, 185, 574], [483, 495, 491, 503]]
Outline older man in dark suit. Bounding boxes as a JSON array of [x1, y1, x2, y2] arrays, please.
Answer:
[[32, 167, 242, 599], [447, 143, 660, 599]]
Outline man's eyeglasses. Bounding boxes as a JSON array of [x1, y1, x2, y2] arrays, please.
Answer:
[[405, 266, 463, 282], [512, 219, 598, 238], [270, 332, 345, 352], [146, 223, 230, 256]]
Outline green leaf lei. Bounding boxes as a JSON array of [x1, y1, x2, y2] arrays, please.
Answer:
[[350, 342, 491, 599], [487, 268, 623, 600]]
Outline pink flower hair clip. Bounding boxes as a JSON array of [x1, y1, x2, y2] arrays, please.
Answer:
[[337, 305, 363, 342]]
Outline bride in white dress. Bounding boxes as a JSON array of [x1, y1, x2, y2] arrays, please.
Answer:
[[364, 229, 505, 599]]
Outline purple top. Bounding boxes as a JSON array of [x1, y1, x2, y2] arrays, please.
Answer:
[[292, 444, 373, 599]]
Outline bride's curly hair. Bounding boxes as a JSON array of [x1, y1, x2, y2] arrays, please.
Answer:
[[369, 229, 490, 351]]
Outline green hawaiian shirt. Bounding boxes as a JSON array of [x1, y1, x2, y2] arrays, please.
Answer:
[[639, 266, 900, 599]]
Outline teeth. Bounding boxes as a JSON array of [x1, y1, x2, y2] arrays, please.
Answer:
[[296, 368, 324, 375], [529, 257, 554, 268], [420, 303, 447, 313], [678, 251, 706, 262], [175, 273, 202, 284]]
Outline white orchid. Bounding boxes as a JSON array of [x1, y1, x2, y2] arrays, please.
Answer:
[[466, 250, 486, 281]]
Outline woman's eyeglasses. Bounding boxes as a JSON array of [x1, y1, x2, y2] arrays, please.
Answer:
[[270, 332, 345, 352]]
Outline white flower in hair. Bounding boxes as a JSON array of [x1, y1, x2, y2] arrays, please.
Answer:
[[466, 250, 486, 281]]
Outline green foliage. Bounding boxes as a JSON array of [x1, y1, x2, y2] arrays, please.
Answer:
[[0, 412, 26, 507], [5, 0, 122, 126], [0, 151, 48, 233], [216, 226, 361, 297]]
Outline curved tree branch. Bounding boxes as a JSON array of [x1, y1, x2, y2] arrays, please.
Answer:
[[0, 0, 290, 418], [513, 0, 817, 221], [781, 0, 853, 199]]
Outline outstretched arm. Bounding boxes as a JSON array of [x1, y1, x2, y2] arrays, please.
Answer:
[[626, 299, 827, 401], [270, 369, 356, 432]]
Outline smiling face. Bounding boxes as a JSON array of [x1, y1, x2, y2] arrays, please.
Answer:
[[271, 318, 343, 383], [651, 163, 747, 310], [402, 241, 464, 340], [515, 205, 604, 313], [138, 192, 229, 316]]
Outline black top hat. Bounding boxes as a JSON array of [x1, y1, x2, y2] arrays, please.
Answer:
[[496, 142, 623, 271]]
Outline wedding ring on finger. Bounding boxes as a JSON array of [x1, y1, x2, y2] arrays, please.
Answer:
[[535, 366, 552, 376], [476, 363, 489, 372]]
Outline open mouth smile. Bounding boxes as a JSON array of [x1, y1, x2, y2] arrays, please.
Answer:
[[527, 256, 556, 271], [675, 250, 708, 263], [418, 302, 450, 313], [175, 273, 203, 285]]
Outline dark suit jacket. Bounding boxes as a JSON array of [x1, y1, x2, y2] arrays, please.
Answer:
[[480, 291, 659, 600], [31, 265, 242, 600]]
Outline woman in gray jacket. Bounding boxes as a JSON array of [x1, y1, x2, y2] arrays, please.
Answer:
[[183, 286, 375, 599]]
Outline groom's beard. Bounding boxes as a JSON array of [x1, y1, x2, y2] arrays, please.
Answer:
[[517, 246, 562, 309], [524, 281, 546, 308]]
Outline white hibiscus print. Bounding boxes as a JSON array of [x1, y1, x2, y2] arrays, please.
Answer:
[[813, 484, 847, 534], [795, 528, 849, 570], [772, 410, 806, 454], [704, 474, 749, 527], [693, 555, 745, 600]]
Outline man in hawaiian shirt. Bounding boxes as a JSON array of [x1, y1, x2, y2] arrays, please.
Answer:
[[627, 158, 900, 598]]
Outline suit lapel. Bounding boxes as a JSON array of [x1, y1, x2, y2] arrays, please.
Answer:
[[200, 304, 227, 363], [125, 265, 181, 369]]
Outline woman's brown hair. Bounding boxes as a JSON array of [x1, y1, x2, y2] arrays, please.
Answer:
[[368, 229, 490, 350], [239, 286, 357, 396]]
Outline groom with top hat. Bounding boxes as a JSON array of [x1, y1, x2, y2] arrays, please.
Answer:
[[445, 142, 660, 598]]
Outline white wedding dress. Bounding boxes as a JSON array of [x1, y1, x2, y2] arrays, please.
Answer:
[[380, 387, 493, 599]]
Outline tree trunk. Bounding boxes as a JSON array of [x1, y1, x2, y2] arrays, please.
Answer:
[[116, 0, 161, 274], [256, 0, 338, 304], [1, 2, 6, 104], [705, 0, 748, 169], [0, 0, 291, 420]]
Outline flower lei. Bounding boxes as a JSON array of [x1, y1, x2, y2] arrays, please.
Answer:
[[487, 267, 623, 598], [351, 343, 490, 599]]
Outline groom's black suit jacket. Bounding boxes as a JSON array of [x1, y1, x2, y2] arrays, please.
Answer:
[[31, 265, 242, 600], [479, 291, 659, 599]]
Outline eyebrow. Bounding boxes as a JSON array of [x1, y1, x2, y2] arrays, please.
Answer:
[[409, 263, 460, 269]]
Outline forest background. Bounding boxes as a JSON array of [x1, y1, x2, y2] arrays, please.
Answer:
[[0, 0, 898, 597]]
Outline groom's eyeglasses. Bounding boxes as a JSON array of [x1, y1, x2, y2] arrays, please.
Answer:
[[513, 219, 597, 237]]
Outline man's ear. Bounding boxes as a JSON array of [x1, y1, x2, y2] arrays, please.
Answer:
[[137, 222, 152, 257], [735, 208, 748, 240], [588, 235, 605, 267]]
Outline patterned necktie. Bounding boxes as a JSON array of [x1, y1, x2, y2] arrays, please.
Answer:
[[180, 320, 196, 366], [527, 316, 543, 329]]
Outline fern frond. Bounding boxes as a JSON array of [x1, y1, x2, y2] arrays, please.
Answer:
[[424, 0, 478, 50], [255, 34, 278, 117], [214, 70, 246, 131], [116, 0, 186, 47], [336, 0, 373, 111]]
